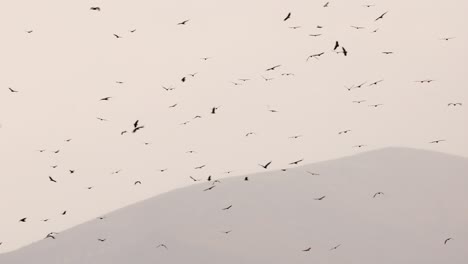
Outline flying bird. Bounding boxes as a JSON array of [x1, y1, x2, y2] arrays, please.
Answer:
[[203, 185, 216, 191], [382, 51, 394, 54], [283, 12, 291, 21], [440, 37, 455, 41], [369, 104, 383, 108], [195, 165, 206, 169], [100, 97, 112, 101], [306, 52, 325, 61], [222, 205, 232, 210], [289, 159, 304, 165], [448, 103, 462, 106], [302, 247, 312, 252], [266, 65, 281, 71], [259, 161, 272, 169], [134, 181, 142, 185], [369, 79, 384, 86], [19, 218, 27, 222], [429, 139, 445, 144], [330, 244, 341, 250], [375, 11, 388, 21], [177, 19, 190, 25], [8, 87, 18, 93], [338, 130, 351, 134], [444, 238, 453, 245], [190, 176, 200, 182], [90, 7, 101, 11], [315, 196, 326, 200], [113, 34, 122, 38], [351, 26, 365, 30], [373, 192, 384, 198], [342, 47, 348, 56], [157, 243, 168, 249], [333, 41, 340, 50], [49, 176, 57, 183], [98, 239, 106, 242]]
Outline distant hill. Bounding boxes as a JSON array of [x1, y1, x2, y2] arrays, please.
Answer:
[[1, 147, 467, 264]]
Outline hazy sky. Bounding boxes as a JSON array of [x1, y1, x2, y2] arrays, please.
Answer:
[[0, 0, 467, 252]]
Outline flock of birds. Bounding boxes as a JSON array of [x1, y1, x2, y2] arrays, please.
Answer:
[[0, 0, 463, 257]]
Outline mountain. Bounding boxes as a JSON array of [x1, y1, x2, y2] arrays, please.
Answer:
[[1, 147, 467, 264]]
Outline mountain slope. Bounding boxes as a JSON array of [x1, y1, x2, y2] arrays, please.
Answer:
[[1, 147, 467, 264]]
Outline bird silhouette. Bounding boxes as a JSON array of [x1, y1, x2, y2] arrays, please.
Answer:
[[283, 12, 291, 21], [190, 176, 200, 182], [373, 192, 384, 198], [289, 159, 304, 165], [323, 2, 329, 7], [375, 11, 388, 21], [307, 52, 325, 61], [266, 65, 281, 71], [69, 170, 75, 174], [195, 165, 206, 169], [330, 244, 341, 250], [222, 205, 232, 210], [157, 243, 168, 249], [353, 100, 366, 104], [382, 51, 394, 54], [369, 104, 383, 108], [177, 19, 190, 25], [429, 139, 445, 144], [8, 87, 18, 93], [113, 34, 122, 38], [342, 47, 348, 56], [315, 196, 326, 200], [307, 171, 320, 175], [132, 126, 144, 133], [369, 79, 384, 86], [440, 37, 455, 41], [259, 161, 272, 169], [62, 210, 67, 215], [130, 29, 136, 33], [289, 26, 301, 30], [211, 106, 220, 114], [49, 176, 57, 183], [245, 132, 256, 137], [302, 247, 312, 252], [19, 218, 27, 222], [351, 26, 365, 30], [203, 185, 216, 191], [244, 176, 249, 181], [338, 130, 351, 134], [309, 33, 322, 37], [25, 30, 33, 34], [98, 238, 106, 242], [333, 41, 340, 50], [134, 181, 142, 185], [444, 238, 453, 245], [90, 7, 101, 11], [289, 135, 302, 139], [100, 97, 112, 101], [448, 103, 462, 106]]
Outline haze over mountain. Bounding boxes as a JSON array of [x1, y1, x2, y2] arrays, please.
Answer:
[[1, 148, 467, 264]]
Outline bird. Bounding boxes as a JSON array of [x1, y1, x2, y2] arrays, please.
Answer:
[[259, 161, 272, 169], [190, 176, 200, 182], [353, 100, 366, 104], [156, 243, 168, 249], [222, 230, 232, 234], [132, 125, 144, 133], [121, 131, 127, 135], [323, 2, 329, 7], [307, 171, 320, 175], [62, 211, 67, 215], [354, 144, 366, 148], [203, 185, 216, 191], [315, 196, 326, 200], [116, 81, 124, 84], [289, 135, 302, 139], [351, 26, 365, 30], [222, 205, 232, 210], [244, 176, 249, 181], [415, 79, 435, 83], [98, 239, 106, 242], [96, 117, 107, 121], [100, 97, 112, 101], [201, 57, 211, 60], [283, 12, 291, 21], [8, 87, 18, 93], [238, 78, 250, 82], [90, 7, 101, 11], [369, 104, 383, 108], [134, 181, 142, 185], [49, 176, 57, 183], [430, 139, 445, 144], [159, 168, 168, 172], [19, 218, 27, 222], [53, 150, 60, 154], [338, 130, 351, 134], [302, 247, 312, 252], [448, 103, 462, 106], [373, 192, 384, 198], [45, 233, 56, 239], [262, 76, 274, 81], [281, 73, 294, 76], [289, 26, 301, 30], [382, 51, 394, 55], [211, 106, 220, 114], [113, 34, 122, 38], [37, 149, 46, 153], [25, 30, 33, 34], [440, 37, 455, 41], [69, 170, 75, 174], [342, 47, 348, 56], [245, 132, 256, 137], [207, 176, 212, 181], [333, 41, 340, 50], [289, 159, 304, 165], [306, 52, 325, 61], [181, 76, 186, 82], [375, 11, 388, 21], [162, 86, 175, 91], [330, 244, 341, 250], [177, 19, 190, 25], [369, 79, 384, 86], [444, 238, 453, 245], [169, 103, 178, 108], [363, 4, 375, 7], [193, 115, 202, 119], [188, 72, 198, 77], [266, 65, 281, 71], [195, 165, 206, 170], [65, 138, 72, 142], [130, 29, 136, 33]]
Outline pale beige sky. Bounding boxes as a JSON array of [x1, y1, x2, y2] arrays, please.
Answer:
[[0, 0, 467, 252]]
